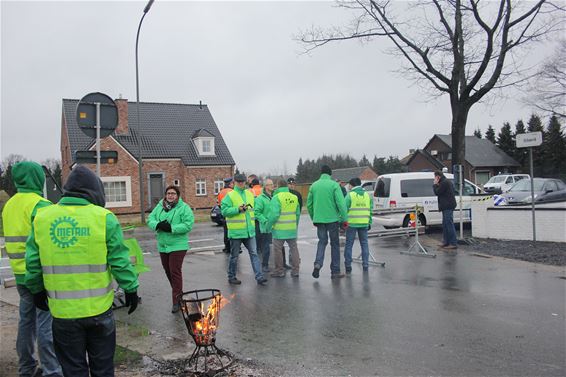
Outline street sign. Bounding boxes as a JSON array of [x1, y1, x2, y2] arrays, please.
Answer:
[[75, 151, 118, 164], [516, 132, 542, 148], [76, 92, 118, 138]]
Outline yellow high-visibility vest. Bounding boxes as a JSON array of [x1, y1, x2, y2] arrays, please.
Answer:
[[347, 191, 371, 225], [273, 192, 298, 231], [33, 203, 113, 319], [225, 190, 255, 231], [2, 192, 49, 276]]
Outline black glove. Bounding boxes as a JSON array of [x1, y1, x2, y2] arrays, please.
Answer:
[[33, 290, 49, 311], [125, 291, 139, 315], [156, 220, 172, 232]]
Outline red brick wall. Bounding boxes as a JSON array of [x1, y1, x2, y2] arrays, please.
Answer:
[[185, 166, 234, 209], [407, 153, 436, 172], [360, 167, 378, 180], [115, 99, 129, 135], [60, 115, 72, 183]]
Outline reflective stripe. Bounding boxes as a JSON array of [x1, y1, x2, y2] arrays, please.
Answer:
[[226, 219, 246, 223], [47, 283, 113, 300], [42, 264, 108, 275], [348, 215, 368, 219], [5, 236, 28, 242], [275, 220, 295, 224], [348, 208, 370, 211], [7, 252, 26, 259]]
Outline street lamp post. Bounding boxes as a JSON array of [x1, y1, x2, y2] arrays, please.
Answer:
[[135, 0, 155, 224]]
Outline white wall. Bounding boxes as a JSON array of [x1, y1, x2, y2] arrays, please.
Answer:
[[472, 198, 566, 242]]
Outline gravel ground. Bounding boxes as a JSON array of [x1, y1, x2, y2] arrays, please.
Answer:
[[425, 226, 566, 266]]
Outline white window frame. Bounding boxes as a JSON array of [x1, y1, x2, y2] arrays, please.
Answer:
[[194, 137, 215, 156], [196, 179, 207, 196], [101, 176, 132, 208], [214, 180, 224, 195]]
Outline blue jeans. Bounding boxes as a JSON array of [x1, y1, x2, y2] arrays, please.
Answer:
[[228, 237, 264, 281], [257, 232, 272, 269], [344, 227, 369, 269], [16, 284, 62, 377], [314, 222, 341, 274], [52, 309, 116, 377], [442, 209, 458, 246]]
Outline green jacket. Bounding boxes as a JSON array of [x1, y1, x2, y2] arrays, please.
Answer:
[[345, 186, 373, 228], [221, 185, 255, 239], [268, 187, 300, 239], [147, 198, 194, 253], [307, 174, 348, 224], [254, 190, 272, 234], [25, 197, 139, 294], [1, 162, 51, 285]]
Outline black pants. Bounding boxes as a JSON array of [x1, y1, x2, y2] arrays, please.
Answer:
[[52, 308, 116, 377], [223, 222, 230, 250]]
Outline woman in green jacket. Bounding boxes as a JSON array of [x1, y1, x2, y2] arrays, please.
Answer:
[[148, 186, 194, 313]]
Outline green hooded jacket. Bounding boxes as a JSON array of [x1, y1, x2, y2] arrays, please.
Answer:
[[345, 186, 374, 228], [221, 185, 255, 239], [307, 174, 348, 224], [268, 187, 300, 239], [147, 198, 194, 253], [2, 162, 51, 285], [254, 189, 272, 234]]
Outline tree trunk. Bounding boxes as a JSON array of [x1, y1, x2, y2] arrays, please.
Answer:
[[450, 103, 470, 173]]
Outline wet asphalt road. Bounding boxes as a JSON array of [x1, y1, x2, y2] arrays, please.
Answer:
[[113, 217, 563, 376]]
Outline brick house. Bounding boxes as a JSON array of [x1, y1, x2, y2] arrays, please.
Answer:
[[405, 134, 520, 185], [331, 166, 378, 183], [61, 98, 235, 214]]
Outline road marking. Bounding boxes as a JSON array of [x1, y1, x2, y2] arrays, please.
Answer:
[[190, 245, 224, 252]]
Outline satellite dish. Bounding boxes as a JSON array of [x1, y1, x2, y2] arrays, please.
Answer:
[[76, 92, 118, 138]]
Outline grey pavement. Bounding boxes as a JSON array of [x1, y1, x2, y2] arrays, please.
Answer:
[[1, 216, 565, 376]]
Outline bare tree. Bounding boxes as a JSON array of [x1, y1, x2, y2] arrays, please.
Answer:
[[524, 39, 566, 119], [299, 0, 564, 168]]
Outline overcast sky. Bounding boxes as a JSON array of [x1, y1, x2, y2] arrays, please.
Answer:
[[0, 0, 556, 175]]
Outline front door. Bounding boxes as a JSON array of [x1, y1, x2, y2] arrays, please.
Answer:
[[149, 173, 164, 210]]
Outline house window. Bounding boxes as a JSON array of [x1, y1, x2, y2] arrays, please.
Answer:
[[196, 179, 207, 196], [202, 140, 211, 153], [475, 171, 490, 186], [173, 179, 180, 186], [194, 137, 215, 156], [101, 176, 132, 208], [214, 180, 224, 195]]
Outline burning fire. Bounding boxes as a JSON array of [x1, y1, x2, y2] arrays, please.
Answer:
[[183, 294, 234, 346]]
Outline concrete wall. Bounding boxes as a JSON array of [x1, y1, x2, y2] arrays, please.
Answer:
[[472, 198, 566, 242]]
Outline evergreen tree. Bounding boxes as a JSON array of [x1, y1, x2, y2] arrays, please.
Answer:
[[527, 114, 545, 176], [473, 128, 482, 138], [359, 154, 371, 167], [372, 156, 386, 176], [485, 125, 496, 143], [513, 120, 528, 171], [542, 116, 566, 178], [496, 122, 515, 158]]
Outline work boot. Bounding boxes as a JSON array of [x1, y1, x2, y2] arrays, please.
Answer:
[[312, 267, 320, 279], [345, 267, 352, 275], [228, 278, 242, 285], [271, 272, 285, 278], [171, 304, 180, 313], [331, 273, 345, 279], [257, 277, 268, 285]]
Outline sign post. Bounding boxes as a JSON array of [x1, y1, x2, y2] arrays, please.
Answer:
[[516, 132, 543, 245]]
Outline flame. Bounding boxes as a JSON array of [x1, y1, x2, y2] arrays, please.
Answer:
[[187, 294, 234, 345]]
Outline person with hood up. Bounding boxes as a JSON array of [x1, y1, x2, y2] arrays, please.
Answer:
[[147, 185, 194, 313], [2, 161, 63, 377], [25, 165, 139, 377], [343, 177, 373, 273], [306, 165, 348, 279]]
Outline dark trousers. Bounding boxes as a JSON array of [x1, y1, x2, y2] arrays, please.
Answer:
[[52, 309, 115, 377], [159, 251, 187, 304], [223, 223, 230, 250]]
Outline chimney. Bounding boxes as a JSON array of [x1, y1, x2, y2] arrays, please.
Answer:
[[115, 98, 129, 135]]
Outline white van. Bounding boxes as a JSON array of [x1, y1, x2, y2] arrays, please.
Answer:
[[373, 172, 482, 228]]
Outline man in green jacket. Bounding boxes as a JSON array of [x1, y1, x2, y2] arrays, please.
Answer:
[[221, 174, 268, 285], [343, 178, 374, 273], [254, 179, 274, 272], [25, 165, 139, 377], [306, 165, 348, 279], [2, 161, 63, 377], [268, 179, 301, 277]]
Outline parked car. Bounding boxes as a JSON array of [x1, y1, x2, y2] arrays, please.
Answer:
[[210, 205, 225, 226], [373, 172, 482, 228], [501, 178, 566, 204], [483, 174, 529, 194], [535, 189, 566, 203]]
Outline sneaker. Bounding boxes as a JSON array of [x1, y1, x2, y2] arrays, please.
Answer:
[[331, 273, 345, 279], [442, 245, 458, 250], [284, 264, 292, 270], [271, 272, 285, 278], [291, 272, 300, 278], [228, 278, 242, 285], [257, 277, 268, 285], [171, 304, 180, 313], [262, 266, 271, 273], [345, 267, 352, 275], [312, 267, 320, 279]]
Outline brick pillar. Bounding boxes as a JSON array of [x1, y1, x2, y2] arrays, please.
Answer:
[[115, 98, 129, 135]]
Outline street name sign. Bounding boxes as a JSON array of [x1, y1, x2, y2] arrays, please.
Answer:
[[516, 132, 542, 148]]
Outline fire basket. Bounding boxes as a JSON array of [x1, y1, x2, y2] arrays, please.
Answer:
[[179, 289, 232, 373]]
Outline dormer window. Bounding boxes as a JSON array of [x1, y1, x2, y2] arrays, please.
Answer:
[[192, 129, 216, 157]]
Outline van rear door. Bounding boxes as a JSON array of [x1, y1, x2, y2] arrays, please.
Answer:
[[373, 177, 391, 209]]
